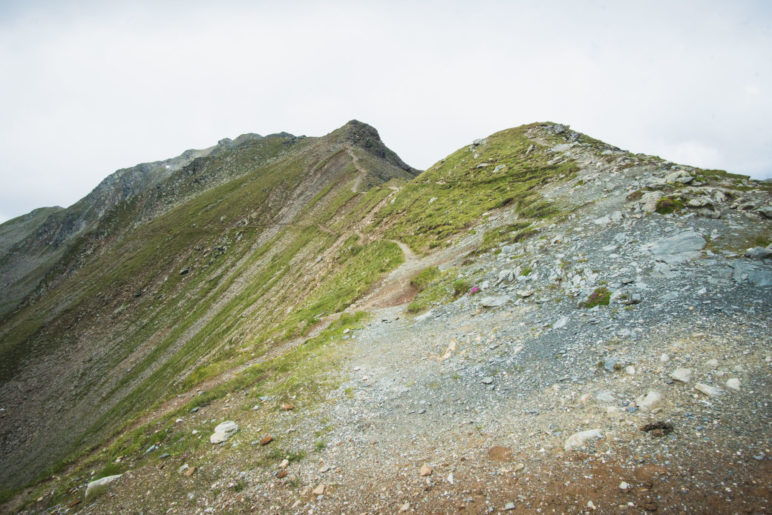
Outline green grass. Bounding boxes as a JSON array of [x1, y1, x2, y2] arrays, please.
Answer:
[[407, 268, 466, 313], [40, 311, 368, 508], [476, 221, 535, 255], [410, 266, 441, 292], [581, 287, 611, 308], [373, 125, 575, 253], [452, 278, 471, 296], [655, 196, 684, 215]]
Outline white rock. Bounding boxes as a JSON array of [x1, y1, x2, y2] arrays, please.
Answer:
[[480, 295, 509, 308], [619, 481, 630, 491], [706, 358, 719, 369], [564, 429, 603, 451], [85, 474, 122, 499], [637, 390, 663, 410], [660, 353, 670, 363], [595, 390, 616, 403], [210, 420, 239, 444], [498, 269, 515, 283], [640, 191, 663, 213], [670, 368, 692, 383], [695, 383, 722, 397], [625, 365, 636, 375], [726, 378, 741, 391], [553, 316, 569, 329]]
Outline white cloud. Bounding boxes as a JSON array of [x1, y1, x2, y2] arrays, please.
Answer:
[[1, 0, 771, 220]]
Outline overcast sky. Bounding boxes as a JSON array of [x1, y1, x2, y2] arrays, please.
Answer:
[[1, 1, 770, 223]]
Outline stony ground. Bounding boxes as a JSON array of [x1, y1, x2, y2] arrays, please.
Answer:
[[16, 129, 772, 514]]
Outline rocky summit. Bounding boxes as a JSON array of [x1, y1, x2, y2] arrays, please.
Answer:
[[0, 121, 770, 513]]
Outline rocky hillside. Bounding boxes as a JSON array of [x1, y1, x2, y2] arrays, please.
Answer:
[[1, 122, 770, 513]]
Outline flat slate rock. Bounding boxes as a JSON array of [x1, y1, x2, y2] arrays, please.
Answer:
[[646, 231, 705, 263], [479, 295, 509, 308]]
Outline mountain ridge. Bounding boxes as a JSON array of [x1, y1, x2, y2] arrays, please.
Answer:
[[1, 121, 770, 513]]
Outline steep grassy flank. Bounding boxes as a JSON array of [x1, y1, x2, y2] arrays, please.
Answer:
[[27, 311, 369, 510], [373, 126, 577, 253], [0, 123, 414, 492]]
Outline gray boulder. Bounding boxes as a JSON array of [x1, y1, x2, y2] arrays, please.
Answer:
[[745, 247, 772, 260], [479, 295, 509, 308], [646, 231, 705, 263]]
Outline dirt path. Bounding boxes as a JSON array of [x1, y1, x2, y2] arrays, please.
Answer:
[[346, 147, 367, 193]]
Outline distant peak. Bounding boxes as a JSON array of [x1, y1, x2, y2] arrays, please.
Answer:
[[336, 119, 382, 145], [325, 120, 417, 175]]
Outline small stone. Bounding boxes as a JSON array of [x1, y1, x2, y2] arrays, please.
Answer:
[[670, 368, 692, 383], [660, 354, 670, 363], [625, 365, 636, 375], [178, 464, 189, 474], [312, 484, 325, 495], [726, 378, 741, 391], [623, 292, 642, 305], [210, 421, 239, 444], [260, 435, 274, 446], [276, 469, 288, 479], [642, 421, 674, 437], [636, 390, 662, 411], [695, 383, 722, 397], [553, 316, 569, 329], [595, 390, 616, 403], [279, 459, 289, 468], [184, 466, 196, 477], [399, 502, 410, 512], [504, 502, 516, 511], [280, 403, 295, 411], [420, 464, 433, 476], [487, 446, 513, 462], [480, 295, 509, 308], [564, 429, 603, 451], [640, 191, 664, 213], [481, 377, 494, 385], [706, 358, 719, 369], [619, 481, 630, 491]]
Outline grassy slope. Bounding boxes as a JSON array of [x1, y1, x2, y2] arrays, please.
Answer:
[[373, 124, 578, 253], [0, 132, 409, 493]]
